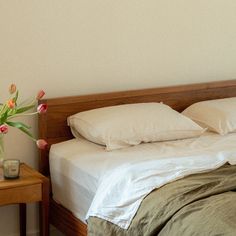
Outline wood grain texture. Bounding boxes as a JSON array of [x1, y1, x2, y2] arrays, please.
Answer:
[[40, 175, 50, 236], [0, 184, 42, 205], [38, 79, 236, 236], [50, 199, 87, 236], [19, 203, 26, 236], [0, 164, 49, 236], [0, 164, 43, 190]]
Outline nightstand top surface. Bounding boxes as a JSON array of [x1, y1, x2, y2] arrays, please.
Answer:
[[0, 163, 47, 190]]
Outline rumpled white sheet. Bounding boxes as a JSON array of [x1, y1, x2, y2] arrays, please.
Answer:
[[86, 135, 236, 229]]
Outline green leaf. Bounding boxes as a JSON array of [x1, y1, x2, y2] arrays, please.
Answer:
[[1, 110, 9, 123], [6, 121, 33, 139], [16, 104, 35, 114], [18, 127, 34, 139], [7, 107, 16, 116], [6, 121, 31, 129], [0, 104, 7, 116]]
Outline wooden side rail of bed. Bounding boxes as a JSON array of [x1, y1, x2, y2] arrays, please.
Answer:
[[38, 79, 236, 236]]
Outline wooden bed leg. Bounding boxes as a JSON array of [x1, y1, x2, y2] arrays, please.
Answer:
[[39, 177, 50, 236]]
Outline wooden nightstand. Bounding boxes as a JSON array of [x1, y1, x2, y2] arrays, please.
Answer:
[[0, 163, 49, 236]]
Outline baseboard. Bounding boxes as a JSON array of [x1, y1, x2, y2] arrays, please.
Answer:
[[50, 225, 65, 236], [8, 230, 39, 236], [6, 225, 60, 236], [27, 230, 39, 236]]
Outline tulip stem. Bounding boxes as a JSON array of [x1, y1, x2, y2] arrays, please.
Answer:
[[8, 111, 39, 120]]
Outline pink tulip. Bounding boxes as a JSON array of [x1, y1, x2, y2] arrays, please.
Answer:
[[9, 84, 17, 94], [37, 104, 47, 114], [0, 124, 8, 134], [36, 139, 48, 150], [36, 90, 45, 100], [7, 99, 15, 109]]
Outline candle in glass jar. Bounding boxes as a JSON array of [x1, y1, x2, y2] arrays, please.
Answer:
[[3, 159, 20, 179]]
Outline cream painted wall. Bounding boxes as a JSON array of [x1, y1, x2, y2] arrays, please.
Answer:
[[1, 0, 236, 235]]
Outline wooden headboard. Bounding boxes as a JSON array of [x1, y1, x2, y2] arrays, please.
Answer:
[[38, 79, 236, 176]]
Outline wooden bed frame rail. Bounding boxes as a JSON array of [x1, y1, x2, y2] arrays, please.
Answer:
[[38, 79, 236, 235]]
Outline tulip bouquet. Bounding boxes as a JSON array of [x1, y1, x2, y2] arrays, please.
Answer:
[[0, 84, 48, 161]]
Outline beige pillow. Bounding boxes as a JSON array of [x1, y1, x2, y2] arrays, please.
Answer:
[[68, 103, 205, 150], [182, 97, 236, 135]]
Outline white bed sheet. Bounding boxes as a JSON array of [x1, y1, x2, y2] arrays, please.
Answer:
[[49, 131, 236, 223]]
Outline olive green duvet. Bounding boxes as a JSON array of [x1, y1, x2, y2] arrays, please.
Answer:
[[88, 164, 236, 236]]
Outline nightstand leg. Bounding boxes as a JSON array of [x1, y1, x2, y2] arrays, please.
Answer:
[[39, 178, 49, 236], [19, 203, 26, 236]]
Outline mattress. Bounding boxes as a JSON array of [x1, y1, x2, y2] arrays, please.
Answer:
[[49, 131, 236, 222]]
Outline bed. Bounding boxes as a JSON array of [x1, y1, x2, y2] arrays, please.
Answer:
[[38, 79, 236, 236]]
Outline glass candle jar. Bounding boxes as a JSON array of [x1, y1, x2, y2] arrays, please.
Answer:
[[3, 159, 20, 179]]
